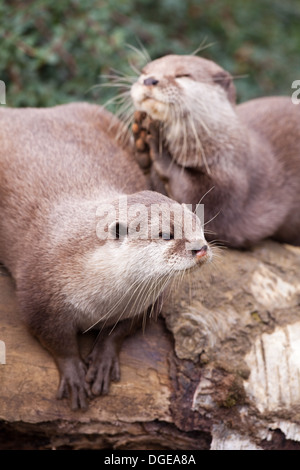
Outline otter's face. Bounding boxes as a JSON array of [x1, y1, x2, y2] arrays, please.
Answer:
[[131, 54, 236, 120], [131, 54, 237, 166], [104, 197, 211, 282], [93, 191, 210, 281]]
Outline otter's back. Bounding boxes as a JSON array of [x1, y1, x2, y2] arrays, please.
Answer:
[[237, 96, 300, 170], [0, 103, 147, 265]]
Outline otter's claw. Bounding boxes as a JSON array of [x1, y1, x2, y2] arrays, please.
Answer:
[[86, 341, 121, 396], [56, 357, 91, 410]]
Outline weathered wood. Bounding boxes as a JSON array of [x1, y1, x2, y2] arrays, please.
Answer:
[[164, 241, 300, 449], [1, 241, 300, 449]]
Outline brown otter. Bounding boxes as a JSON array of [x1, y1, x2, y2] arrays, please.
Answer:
[[0, 102, 210, 410], [130, 54, 300, 248]]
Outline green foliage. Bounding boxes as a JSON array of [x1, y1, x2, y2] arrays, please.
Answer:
[[1, 0, 300, 108]]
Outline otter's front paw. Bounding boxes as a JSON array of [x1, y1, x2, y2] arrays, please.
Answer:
[[56, 357, 91, 410], [132, 111, 153, 170], [85, 341, 120, 396]]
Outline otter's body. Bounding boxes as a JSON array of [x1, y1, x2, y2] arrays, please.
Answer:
[[131, 55, 300, 247], [0, 103, 145, 272], [0, 103, 209, 409]]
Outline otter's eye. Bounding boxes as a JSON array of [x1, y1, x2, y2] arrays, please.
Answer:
[[159, 232, 174, 240], [109, 221, 128, 240], [175, 74, 191, 79]]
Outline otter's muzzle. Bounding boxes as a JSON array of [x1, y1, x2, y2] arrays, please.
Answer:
[[193, 245, 209, 261]]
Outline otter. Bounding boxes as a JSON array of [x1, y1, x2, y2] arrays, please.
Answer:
[[0, 102, 210, 410], [130, 54, 300, 248]]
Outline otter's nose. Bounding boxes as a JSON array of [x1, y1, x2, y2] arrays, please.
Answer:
[[192, 245, 208, 261], [143, 76, 159, 86]]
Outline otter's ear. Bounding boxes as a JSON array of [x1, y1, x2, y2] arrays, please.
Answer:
[[213, 71, 236, 104]]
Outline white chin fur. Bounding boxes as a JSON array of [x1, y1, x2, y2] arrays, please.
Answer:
[[140, 99, 168, 121], [131, 84, 168, 121]]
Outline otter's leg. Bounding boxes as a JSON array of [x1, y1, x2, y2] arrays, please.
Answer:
[[135, 120, 198, 203], [85, 318, 140, 396], [24, 307, 91, 410], [147, 132, 198, 204]]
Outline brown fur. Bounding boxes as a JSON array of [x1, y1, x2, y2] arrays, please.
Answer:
[[131, 55, 300, 248], [0, 102, 209, 409]]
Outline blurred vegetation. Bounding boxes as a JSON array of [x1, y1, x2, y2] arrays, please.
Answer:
[[1, 0, 300, 108]]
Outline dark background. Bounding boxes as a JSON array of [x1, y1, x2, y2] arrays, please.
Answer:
[[1, 0, 300, 108]]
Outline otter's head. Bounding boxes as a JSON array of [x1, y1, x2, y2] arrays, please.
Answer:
[[98, 190, 210, 274], [131, 55, 237, 167], [89, 190, 211, 318]]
